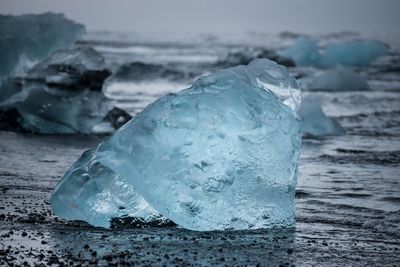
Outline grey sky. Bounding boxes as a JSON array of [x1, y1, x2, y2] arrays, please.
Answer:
[[1, 0, 399, 34]]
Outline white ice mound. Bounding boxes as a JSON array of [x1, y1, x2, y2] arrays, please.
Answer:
[[279, 37, 388, 67], [0, 12, 85, 78], [299, 96, 344, 137], [51, 59, 302, 231], [0, 47, 121, 134], [308, 66, 369, 91]]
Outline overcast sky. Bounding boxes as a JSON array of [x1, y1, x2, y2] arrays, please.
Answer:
[[1, 0, 399, 35]]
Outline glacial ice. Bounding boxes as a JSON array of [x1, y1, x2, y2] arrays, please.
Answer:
[[0, 13, 84, 78], [278, 38, 321, 67], [308, 66, 369, 91], [299, 96, 344, 137], [319, 40, 388, 67], [51, 59, 302, 230], [0, 47, 129, 134], [279, 37, 388, 67]]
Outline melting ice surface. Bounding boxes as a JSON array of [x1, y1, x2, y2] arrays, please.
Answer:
[[51, 59, 302, 231], [299, 96, 344, 137], [279, 37, 388, 67]]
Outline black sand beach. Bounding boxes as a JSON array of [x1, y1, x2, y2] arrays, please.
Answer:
[[1, 131, 399, 266]]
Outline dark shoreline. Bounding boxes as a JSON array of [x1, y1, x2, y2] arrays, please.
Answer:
[[1, 130, 399, 266]]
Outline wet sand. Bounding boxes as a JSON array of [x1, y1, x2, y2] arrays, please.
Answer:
[[0, 130, 399, 266]]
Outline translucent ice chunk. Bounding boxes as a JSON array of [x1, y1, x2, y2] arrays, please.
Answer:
[[308, 66, 369, 91], [51, 59, 302, 230], [0, 47, 117, 134], [279, 37, 388, 67], [278, 37, 321, 67], [299, 96, 344, 137], [319, 40, 388, 67], [0, 12, 84, 78]]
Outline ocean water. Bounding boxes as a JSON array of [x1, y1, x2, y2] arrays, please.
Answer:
[[77, 30, 400, 235]]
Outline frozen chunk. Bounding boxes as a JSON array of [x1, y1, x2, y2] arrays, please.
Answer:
[[0, 12, 84, 78], [19, 47, 111, 89], [278, 37, 321, 67], [51, 59, 302, 230], [319, 40, 388, 67], [308, 66, 369, 91], [0, 47, 129, 134], [299, 96, 344, 137], [279, 37, 388, 67]]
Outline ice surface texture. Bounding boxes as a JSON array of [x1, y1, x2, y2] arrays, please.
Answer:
[[279, 37, 388, 67], [0, 13, 84, 78], [51, 59, 302, 231], [0, 47, 120, 134], [299, 96, 344, 137]]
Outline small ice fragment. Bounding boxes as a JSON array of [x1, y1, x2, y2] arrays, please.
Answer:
[[299, 96, 344, 137], [51, 59, 302, 230], [278, 37, 321, 67], [279, 37, 388, 67], [308, 66, 369, 91], [319, 40, 388, 67]]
